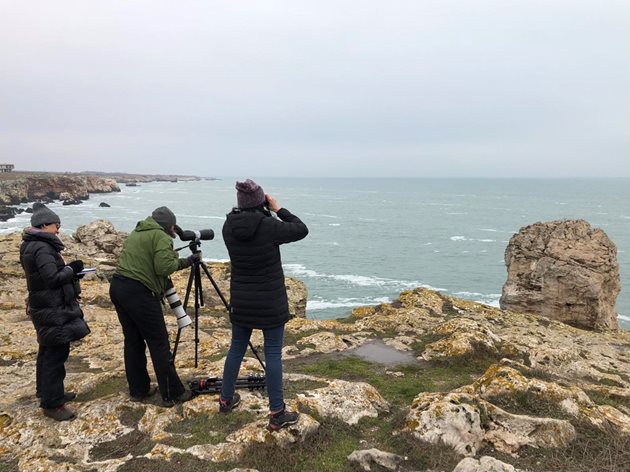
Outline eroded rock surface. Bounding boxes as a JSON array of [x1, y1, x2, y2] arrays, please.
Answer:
[[1, 225, 629, 471], [500, 219, 620, 331]]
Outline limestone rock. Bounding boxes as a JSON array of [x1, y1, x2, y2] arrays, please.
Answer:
[[404, 392, 576, 456], [347, 448, 406, 471], [500, 219, 620, 330], [452, 456, 523, 472], [296, 379, 389, 424]]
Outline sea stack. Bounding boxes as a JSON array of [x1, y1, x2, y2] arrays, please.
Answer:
[[500, 219, 620, 331]]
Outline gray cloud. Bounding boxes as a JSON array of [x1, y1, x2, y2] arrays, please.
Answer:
[[1, 0, 628, 177]]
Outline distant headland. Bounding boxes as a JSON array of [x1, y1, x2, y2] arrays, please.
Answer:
[[0, 170, 214, 221]]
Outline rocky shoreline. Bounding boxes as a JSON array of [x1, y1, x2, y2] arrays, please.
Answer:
[[0, 172, 206, 222], [0, 221, 629, 472]]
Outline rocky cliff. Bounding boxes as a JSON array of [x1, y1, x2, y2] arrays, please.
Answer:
[[0, 223, 628, 472], [0, 173, 120, 205]]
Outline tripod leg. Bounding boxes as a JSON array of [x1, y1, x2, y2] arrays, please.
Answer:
[[173, 327, 183, 362], [194, 262, 202, 368], [200, 262, 230, 311]]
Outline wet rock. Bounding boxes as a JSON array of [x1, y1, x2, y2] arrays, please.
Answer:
[[0, 206, 17, 222], [500, 219, 620, 331], [99, 202, 111, 207]]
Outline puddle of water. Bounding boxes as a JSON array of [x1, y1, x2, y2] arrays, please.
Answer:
[[347, 340, 417, 366]]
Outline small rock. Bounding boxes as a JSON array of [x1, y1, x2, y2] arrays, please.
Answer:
[[347, 448, 405, 471], [99, 202, 111, 207]]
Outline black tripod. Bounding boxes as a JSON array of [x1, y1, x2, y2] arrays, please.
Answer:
[[172, 239, 266, 391]]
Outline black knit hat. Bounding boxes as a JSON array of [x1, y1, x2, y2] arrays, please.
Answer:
[[152, 206, 176, 230], [235, 179, 265, 209], [30, 203, 61, 227]]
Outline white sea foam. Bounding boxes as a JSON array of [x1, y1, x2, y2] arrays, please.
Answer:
[[450, 236, 496, 243], [329, 223, 341, 227], [283, 264, 444, 291], [307, 296, 391, 311], [303, 212, 339, 219]]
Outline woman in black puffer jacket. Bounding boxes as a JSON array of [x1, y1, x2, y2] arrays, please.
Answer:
[[219, 180, 308, 431], [19, 203, 90, 421]]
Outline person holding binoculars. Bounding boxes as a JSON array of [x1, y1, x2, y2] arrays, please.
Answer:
[[109, 206, 200, 407]]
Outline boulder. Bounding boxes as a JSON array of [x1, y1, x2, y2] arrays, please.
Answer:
[[452, 456, 523, 472], [500, 219, 620, 331]]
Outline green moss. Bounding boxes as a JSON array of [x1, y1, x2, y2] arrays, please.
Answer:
[[89, 430, 154, 461], [283, 379, 329, 399], [238, 418, 361, 472], [0, 459, 19, 472], [117, 453, 236, 472], [489, 420, 630, 472], [78, 376, 127, 402], [163, 411, 257, 449], [409, 333, 445, 357], [586, 390, 630, 411], [118, 406, 146, 427]]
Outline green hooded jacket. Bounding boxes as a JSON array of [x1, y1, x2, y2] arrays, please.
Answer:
[[116, 217, 191, 296]]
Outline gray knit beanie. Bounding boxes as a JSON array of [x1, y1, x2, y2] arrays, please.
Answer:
[[152, 206, 177, 230], [31, 202, 61, 227], [235, 179, 265, 209]]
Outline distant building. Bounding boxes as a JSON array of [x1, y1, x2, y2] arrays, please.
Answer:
[[0, 164, 14, 173]]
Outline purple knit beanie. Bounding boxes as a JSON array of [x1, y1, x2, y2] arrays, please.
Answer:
[[235, 179, 265, 209]]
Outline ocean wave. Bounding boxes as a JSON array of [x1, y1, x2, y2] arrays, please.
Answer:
[[329, 223, 341, 227], [450, 236, 496, 243], [618, 314, 630, 322], [303, 213, 339, 219], [307, 296, 391, 311], [283, 263, 445, 291]]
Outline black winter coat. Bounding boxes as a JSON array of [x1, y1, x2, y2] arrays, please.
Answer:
[[223, 207, 308, 329], [20, 229, 90, 346]]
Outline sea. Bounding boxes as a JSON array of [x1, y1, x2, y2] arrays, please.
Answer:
[[3, 178, 629, 329]]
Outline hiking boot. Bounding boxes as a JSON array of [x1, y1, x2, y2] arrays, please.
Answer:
[[268, 407, 299, 431], [219, 392, 241, 413], [43, 405, 76, 422], [162, 389, 194, 408], [37, 391, 77, 403], [130, 385, 158, 402], [62, 392, 77, 403]]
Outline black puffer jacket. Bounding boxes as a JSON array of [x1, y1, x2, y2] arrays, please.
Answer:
[[20, 229, 90, 346], [223, 207, 308, 329]]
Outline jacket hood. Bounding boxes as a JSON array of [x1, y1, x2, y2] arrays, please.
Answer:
[[135, 216, 168, 233], [22, 227, 65, 251], [226, 210, 266, 241]]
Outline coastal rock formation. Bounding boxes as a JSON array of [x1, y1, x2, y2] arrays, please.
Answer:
[[1, 226, 629, 471], [0, 174, 120, 205], [500, 219, 620, 331]]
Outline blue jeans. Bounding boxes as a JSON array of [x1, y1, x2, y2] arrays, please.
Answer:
[[221, 323, 285, 412]]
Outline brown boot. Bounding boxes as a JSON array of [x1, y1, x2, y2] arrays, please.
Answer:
[[43, 405, 76, 421]]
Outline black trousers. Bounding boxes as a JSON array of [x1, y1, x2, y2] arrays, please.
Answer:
[[36, 343, 70, 409], [109, 275, 185, 401]]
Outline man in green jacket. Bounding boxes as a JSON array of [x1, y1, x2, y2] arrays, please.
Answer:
[[110, 207, 199, 406]]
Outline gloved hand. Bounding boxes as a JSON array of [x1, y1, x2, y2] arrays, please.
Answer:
[[68, 260, 84, 274], [187, 251, 202, 265]]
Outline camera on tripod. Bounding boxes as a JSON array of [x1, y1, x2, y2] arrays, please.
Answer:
[[171, 223, 267, 396], [176, 226, 214, 242]]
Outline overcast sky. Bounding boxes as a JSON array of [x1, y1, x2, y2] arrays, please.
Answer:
[[1, 1, 628, 178]]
